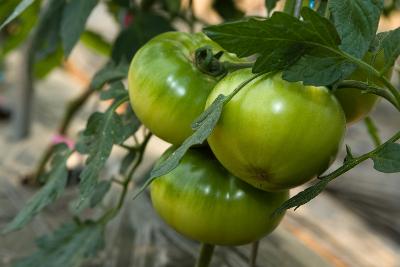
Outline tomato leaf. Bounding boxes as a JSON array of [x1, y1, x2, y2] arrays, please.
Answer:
[[274, 178, 330, 215], [375, 28, 400, 73], [111, 12, 173, 64], [328, 0, 383, 59], [213, 0, 244, 20], [132, 95, 226, 199], [151, 95, 225, 178], [32, 0, 66, 79], [204, 8, 339, 71], [0, 1, 39, 57], [2, 144, 71, 234], [204, 8, 357, 86], [100, 81, 128, 100], [371, 142, 400, 173], [80, 30, 112, 56], [89, 180, 112, 208], [282, 49, 355, 85], [60, 0, 98, 57], [34, 46, 64, 79], [265, 0, 280, 15], [76, 98, 133, 204], [0, 0, 36, 30], [12, 221, 104, 267], [90, 61, 129, 90], [119, 149, 138, 174]]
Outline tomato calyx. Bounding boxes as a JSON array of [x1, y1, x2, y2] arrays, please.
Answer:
[[194, 46, 226, 77], [195, 46, 254, 77]]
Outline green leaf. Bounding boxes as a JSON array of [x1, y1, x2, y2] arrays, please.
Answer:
[[0, 0, 36, 30], [162, 0, 181, 15], [204, 8, 355, 86], [77, 111, 122, 202], [372, 142, 400, 173], [376, 28, 400, 73], [34, 46, 63, 79], [328, 0, 383, 59], [89, 180, 111, 208], [61, 0, 98, 57], [90, 61, 129, 90], [33, 0, 65, 61], [119, 103, 141, 142], [119, 150, 137, 174], [80, 30, 111, 56], [274, 178, 330, 215], [213, 0, 244, 20], [13, 221, 104, 267], [111, 12, 173, 64], [31, 0, 66, 78], [2, 144, 71, 234], [77, 98, 131, 203], [265, 0, 280, 14], [99, 81, 128, 100], [149, 95, 226, 179], [0, 1, 39, 57], [282, 48, 356, 85]]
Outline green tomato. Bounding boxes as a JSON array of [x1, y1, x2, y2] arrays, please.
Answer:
[[128, 31, 236, 145], [206, 69, 346, 192], [334, 51, 391, 124], [151, 147, 289, 246]]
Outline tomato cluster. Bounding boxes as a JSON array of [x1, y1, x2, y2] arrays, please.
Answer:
[[128, 31, 378, 246]]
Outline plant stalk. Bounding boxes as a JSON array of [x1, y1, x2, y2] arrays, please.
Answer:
[[335, 80, 399, 110], [99, 132, 152, 224], [249, 241, 259, 267], [339, 51, 400, 109], [195, 243, 215, 267], [364, 117, 381, 147]]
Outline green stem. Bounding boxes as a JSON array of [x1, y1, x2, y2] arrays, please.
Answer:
[[249, 241, 259, 267], [320, 129, 400, 182], [195, 243, 215, 267], [324, 0, 330, 18], [223, 62, 254, 72], [339, 51, 400, 108], [225, 72, 269, 102], [99, 132, 152, 224], [364, 117, 381, 147], [335, 80, 400, 110]]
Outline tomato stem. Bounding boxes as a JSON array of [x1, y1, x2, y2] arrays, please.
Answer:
[[320, 129, 400, 181], [364, 117, 381, 147], [98, 132, 152, 224], [249, 241, 259, 267], [195, 243, 215, 267], [335, 80, 400, 111], [339, 51, 400, 109]]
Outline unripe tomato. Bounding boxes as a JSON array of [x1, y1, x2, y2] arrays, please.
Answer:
[[128, 31, 237, 145], [334, 51, 392, 124], [151, 147, 289, 246], [206, 69, 346, 192]]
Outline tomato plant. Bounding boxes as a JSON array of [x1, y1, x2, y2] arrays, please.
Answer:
[[151, 147, 289, 246], [206, 69, 346, 192], [2, 1, 400, 267], [334, 51, 392, 124], [128, 31, 237, 145]]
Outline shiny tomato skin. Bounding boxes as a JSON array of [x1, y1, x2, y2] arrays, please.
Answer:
[[128, 31, 236, 145], [151, 147, 289, 246], [206, 69, 346, 192], [334, 52, 391, 124]]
